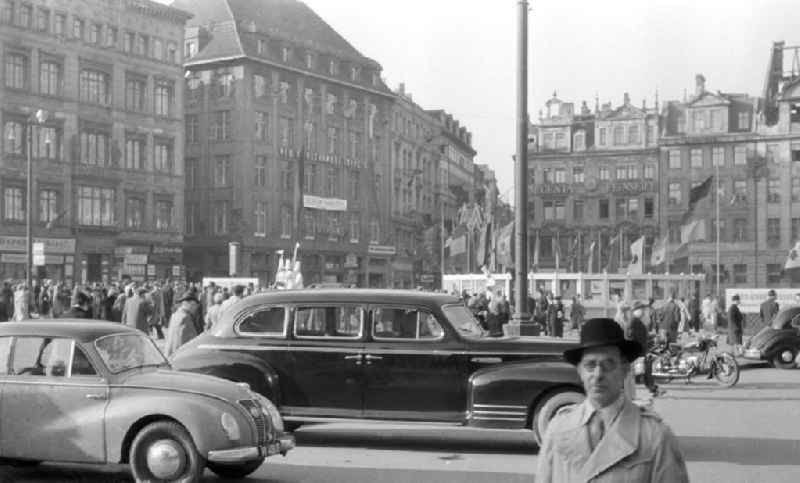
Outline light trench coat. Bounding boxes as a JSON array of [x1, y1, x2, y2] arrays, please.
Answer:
[[536, 398, 689, 483]]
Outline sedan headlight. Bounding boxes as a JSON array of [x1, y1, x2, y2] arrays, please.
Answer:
[[220, 412, 241, 441], [252, 393, 284, 433]]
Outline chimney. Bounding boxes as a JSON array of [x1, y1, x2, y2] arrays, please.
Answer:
[[623, 92, 630, 106], [594, 93, 599, 114], [398, 82, 405, 95], [695, 74, 706, 97], [642, 99, 646, 110]]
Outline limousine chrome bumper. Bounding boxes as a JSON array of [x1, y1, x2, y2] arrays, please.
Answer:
[[207, 433, 295, 463], [742, 348, 762, 360]]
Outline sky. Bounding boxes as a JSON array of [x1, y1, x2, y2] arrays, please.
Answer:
[[166, 0, 800, 202]]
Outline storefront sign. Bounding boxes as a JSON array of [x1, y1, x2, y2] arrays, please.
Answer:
[[229, 242, 240, 276], [609, 181, 656, 194], [0, 236, 75, 254], [32, 243, 45, 266], [344, 253, 359, 268], [152, 246, 182, 255], [368, 244, 396, 256], [172, 265, 182, 277], [303, 195, 348, 212], [392, 261, 413, 272], [533, 184, 571, 195], [124, 254, 148, 265], [279, 147, 366, 170], [147, 264, 156, 276], [0, 253, 64, 264], [421, 274, 436, 283]]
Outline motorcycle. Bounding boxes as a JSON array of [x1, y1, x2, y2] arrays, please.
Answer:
[[638, 333, 740, 388]]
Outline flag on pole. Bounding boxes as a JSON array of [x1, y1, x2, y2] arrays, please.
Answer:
[[785, 240, 800, 270], [650, 235, 668, 267], [533, 232, 540, 268], [681, 175, 713, 223], [587, 240, 596, 274], [681, 219, 707, 243], [628, 236, 645, 274], [496, 222, 514, 268]]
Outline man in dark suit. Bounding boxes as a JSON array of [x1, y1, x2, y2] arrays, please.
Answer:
[[122, 288, 153, 333], [728, 294, 744, 355], [760, 289, 780, 326], [61, 291, 93, 319], [687, 293, 701, 332], [659, 293, 681, 343]]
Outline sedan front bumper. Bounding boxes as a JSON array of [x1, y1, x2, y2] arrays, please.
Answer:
[[207, 433, 295, 463], [742, 348, 762, 360]]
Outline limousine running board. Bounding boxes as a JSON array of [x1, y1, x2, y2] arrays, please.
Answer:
[[282, 416, 464, 427]]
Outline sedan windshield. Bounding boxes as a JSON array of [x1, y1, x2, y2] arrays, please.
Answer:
[[442, 304, 486, 338], [94, 333, 168, 374]]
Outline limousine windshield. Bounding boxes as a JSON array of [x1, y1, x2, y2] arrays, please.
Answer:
[[441, 304, 487, 338]]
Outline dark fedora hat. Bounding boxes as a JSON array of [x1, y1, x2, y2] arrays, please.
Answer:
[[178, 291, 199, 304], [563, 318, 642, 365]]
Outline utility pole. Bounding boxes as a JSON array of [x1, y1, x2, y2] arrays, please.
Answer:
[[512, 0, 530, 326]]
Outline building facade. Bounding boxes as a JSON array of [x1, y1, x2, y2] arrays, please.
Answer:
[[529, 92, 660, 274], [0, 0, 189, 283], [178, 0, 394, 287]]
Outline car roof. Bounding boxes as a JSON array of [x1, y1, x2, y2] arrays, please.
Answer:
[[0, 320, 141, 343], [228, 288, 462, 310]]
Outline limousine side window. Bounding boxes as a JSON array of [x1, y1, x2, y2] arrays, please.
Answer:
[[294, 306, 363, 339], [373, 308, 444, 341], [11, 337, 73, 377], [238, 306, 286, 335], [0, 337, 11, 375]]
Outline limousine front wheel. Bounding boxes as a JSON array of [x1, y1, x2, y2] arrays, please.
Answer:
[[530, 389, 585, 445], [130, 421, 204, 483]]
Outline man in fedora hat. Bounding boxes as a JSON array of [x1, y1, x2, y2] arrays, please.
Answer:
[[728, 294, 744, 356], [164, 291, 200, 357], [760, 289, 779, 326], [536, 318, 688, 482]]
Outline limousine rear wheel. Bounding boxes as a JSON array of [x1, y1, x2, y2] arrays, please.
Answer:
[[530, 389, 585, 445], [130, 421, 204, 483]]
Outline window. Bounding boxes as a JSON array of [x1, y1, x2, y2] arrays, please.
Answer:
[[279, 117, 292, 147], [668, 183, 681, 205], [72, 17, 83, 39], [185, 115, 199, 143], [573, 199, 584, 220], [126, 197, 144, 229], [792, 218, 800, 242], [17, 3, 31, 27], [373, 308, 443, 340], [281, 46, 291, 63], [643, 165, 655, 180], [80, 69, 111, 104], [255, 112, 270, 141], [280, 160, 292, 191], [210, 111, 231, 141], [1, 1, 13, 24], [124, 135, 144, 170], [11, 337, 76, 377], [153, 140, 172, 173], [572, 167, 584, 184], [598, 167, 609, 180], [734, 145, 747, 165], [767, 264, 783, 284], [598, 199, 609, 219], [253, 74, 267, 98], [710, 110, 721, 130], [3, 120, 23, 154], [152, 38, 163, 60], [544, 200, 565, 220], [125, 75, 146, 111], [573, 131, 585, 150], [349, 214, 360, 243], [155, 200, 173, 231], [669, 150, 681, 169], [555, 132, 565, 149], [710, 219, 726, 242], [767, 179, 781, 203], [278, 81, 289, 104], [305, 51, 314, 69], [105, 26, 117, 47], [738, 111, 750, 130], [0, 337, 9, 375], [733, 264, 747, 284], [793, 178, 800, 202], [54, 13, 64, 35], [39, 60, 61, 96], [35, 7, 48, 31], [351, 66, 360, 82], [186, 74, 201, 102], [213, 201, 228, 235], [767, 218, 781, 247], [733, 218, 747, 242], [644, 198, 654, 218], [712, 147, 725, 167], [239, 307, 285, 335], [555, 200, 566, 219], [613, 126, 624, 145], [280, 206, 291, 238], [616, 166, 628, 180], [31, 125, 60, 160], [167, 43, 177, 64], [185, 203, 196, 235], [5, 52, 27, 89], [184, 40, 197, 58], [668, 222, 681, 244], [294, 306, 363, 339], [154, 80, 173, 116], [257, 39, 267, 56], [135, 34, 148, 56], [185, 158, 198, 189], [77, 186, 115, 226], [303, 212, 315, 239], [734, 180, 748, 203], [690, 148, 703, 168], [693, 110, 705, 131], [255, 156, 266, 187], [615, 198, 626, 218], [214, 156, 231, 186], [348, 131, 360, 158], [793, 149, 800, 162], [329, 59, 338, 76], [80, 130, 110, 166], [327, 127, 338, 154], [369, 218, 380, 243], [598, 128, 606, 146], [39, 189, 57, 225], [124, 32, 134, 52], [254, 201, 267, 236], [553, 168, 566, 183], [628, 125, 640, 144], [767, 143, 780, 163], [215, 71, 234, 97], [88, 23, 100, 44], [349, 170, 360, 200], [304, 164, 317, 194], [326, 166, 338, 197], [4, 187, 24, 221]]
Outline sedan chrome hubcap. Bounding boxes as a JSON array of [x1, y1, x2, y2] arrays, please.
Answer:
[[781, 351, 794, 363], [146, 439, 184, 480]]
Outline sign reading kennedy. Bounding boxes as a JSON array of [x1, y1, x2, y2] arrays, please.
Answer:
[[303, 195, 348, 212], [0, 236, 76, 254]]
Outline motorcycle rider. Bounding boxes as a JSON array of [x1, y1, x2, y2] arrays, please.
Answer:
[[628, 301, 664, 398], [728, 294, 744, 356]]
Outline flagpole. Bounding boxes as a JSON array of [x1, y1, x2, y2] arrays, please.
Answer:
[[715, 165, 720, 298]]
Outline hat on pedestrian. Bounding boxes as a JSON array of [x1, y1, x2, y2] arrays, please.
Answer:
[[178, 291, 199, 304], [563, 317, 642, 366], [631, 300, 648, 311], [74, 291, 91, 306], [732, 294, 740, 301], [768, 289, 776, 297]]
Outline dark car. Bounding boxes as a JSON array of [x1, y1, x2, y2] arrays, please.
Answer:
[[0, 320, 293, 480], [171, 289, 584, 443], [743, 306, 800, 369]]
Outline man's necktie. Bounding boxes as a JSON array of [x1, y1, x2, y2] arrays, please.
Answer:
[[588, 412, 605, 451]]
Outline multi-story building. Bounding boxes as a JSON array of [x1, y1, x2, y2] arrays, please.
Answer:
[[178, 0, 394, 287], [529, 92, 660, 273], [660, 67, 800, 290], [0, 0, 190, 283]]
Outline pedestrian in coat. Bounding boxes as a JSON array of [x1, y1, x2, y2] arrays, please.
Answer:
[[547, 295, 565, 338], [659, 294, 681, 343], [164, 292, 200, 357], [570, 295, 585, 330], [760, 289, 780, 326], [628, 301, 662, 398], [728, 294, 744, 354], [0, 281, 12, 322], [121, 288, 152, 333], [536, 318, 689, 483], [687, 293, 701, 332], [13, 285, 30, 321], [61, 291, 94, 319], [147, 285, 165, 339]]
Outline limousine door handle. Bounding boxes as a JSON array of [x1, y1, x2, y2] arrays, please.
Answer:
[[343, 354, 363, 365], [85, 393, 107, 400], [363, 354, 383, 364]]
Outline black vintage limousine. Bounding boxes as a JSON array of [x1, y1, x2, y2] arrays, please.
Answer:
[[171, 289, 584, 443]]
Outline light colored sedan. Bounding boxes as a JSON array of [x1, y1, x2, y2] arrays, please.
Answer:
[[0, 320, 294, 481]]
